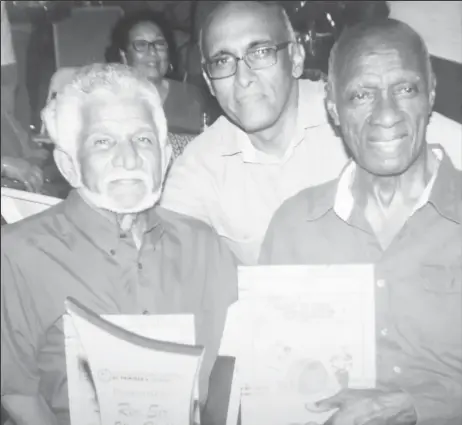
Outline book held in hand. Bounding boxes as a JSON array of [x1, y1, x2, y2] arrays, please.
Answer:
[[220, 264, 376, 425], [64, 297, 204, 425]]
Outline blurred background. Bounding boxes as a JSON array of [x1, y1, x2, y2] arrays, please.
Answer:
[[5, 0, 460, 132]]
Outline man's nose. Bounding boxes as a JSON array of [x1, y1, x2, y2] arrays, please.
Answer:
[[234, 58, 255, 88], [146, 44, 160, 57], [112, 140, 143, 170], [370, 93, 403, 128]]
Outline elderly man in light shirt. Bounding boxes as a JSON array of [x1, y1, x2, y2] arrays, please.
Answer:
[[160, 0, 461, 266], [260, 18, 461, 425], [1, 63, 236, 425]]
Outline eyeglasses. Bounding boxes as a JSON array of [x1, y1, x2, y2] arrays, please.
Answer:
[[203, 41, 292, 80], [132, 39, 169, 53]]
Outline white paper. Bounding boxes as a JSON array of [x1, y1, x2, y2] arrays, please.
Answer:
[[221, 264, 376, 425], [0, 187, 60, 223], [64, 314, 199, 425]]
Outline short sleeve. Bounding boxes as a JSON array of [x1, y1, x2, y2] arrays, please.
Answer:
[[1, 249, 42, 396]]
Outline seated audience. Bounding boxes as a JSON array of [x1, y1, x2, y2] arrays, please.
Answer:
[[1, 64, 237, 425], [106, 10, 207, 136], [260, 19, 461, 425], [160, 0, 462, 266]]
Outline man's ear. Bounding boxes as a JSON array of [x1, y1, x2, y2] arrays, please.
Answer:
[[325, 82, 340, 126], [53, 148, 81, 188], [202, 68, 216, 97], [291, 42, 306, 79]]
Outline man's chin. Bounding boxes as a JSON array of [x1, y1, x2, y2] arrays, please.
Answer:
[[104, 196, 158, 214], [78, 187, 159, 214], [239, 119, 275, 134]]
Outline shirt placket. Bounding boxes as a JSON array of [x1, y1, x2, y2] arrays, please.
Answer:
[[134, 225, 165, 315], [347, 208, 401, 386], [373, 219, 420, 388], [108, 233, 142, 314]]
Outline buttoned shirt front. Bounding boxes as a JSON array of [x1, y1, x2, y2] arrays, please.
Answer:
[[161, 76, 462, 266], [161, 79, 349, 265], [260, 147, 462, 425], [1, 190, 237, 425]]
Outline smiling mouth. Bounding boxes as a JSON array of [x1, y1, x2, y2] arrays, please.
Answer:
[[369, 133, 408, 143]]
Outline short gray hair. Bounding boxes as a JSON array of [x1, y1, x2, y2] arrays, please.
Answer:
[[198, 1, 297, 61], [42, 63, 167, 155], [328, 18, 433, 93]]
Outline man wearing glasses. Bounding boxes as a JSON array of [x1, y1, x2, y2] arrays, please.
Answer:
[[161, 0, 348, 265]]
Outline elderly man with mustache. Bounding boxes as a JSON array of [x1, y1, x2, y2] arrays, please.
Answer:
[[1, 63, 237, 425]]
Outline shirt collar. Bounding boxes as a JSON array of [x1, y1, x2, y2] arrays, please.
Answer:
[[427, 147, 461, 224], [305, 144, 461, 224], [63, 190, 163, 254], [220, 79, 329, 164]]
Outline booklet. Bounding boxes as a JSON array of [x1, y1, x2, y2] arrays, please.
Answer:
[[64, 297, 203, 425], [220, 264, 376, 425]]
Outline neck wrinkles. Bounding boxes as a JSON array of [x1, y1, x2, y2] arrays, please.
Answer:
[[353, 146, 438, 209]]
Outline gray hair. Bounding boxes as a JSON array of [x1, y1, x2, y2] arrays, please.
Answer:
[[328, 18, 433, 93], [42, 63, 168, 156], [198, 1, 297, 61]]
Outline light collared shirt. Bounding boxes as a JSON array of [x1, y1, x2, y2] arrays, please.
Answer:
[[260, 146, 462, 425], [161, 79, 349, 265], [161, 77, 462, 266], [1, 190, 237, 425], [333, 148, 442, 222]]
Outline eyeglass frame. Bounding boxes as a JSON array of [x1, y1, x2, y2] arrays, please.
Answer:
[[202, 41, 293, 80], [131, 39, 169, 53]]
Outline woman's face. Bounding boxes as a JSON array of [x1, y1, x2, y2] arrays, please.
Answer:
[[122, 21, 170, 82]]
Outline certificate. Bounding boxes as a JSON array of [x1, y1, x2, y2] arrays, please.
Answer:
[[64, 298, 202, 425], [221, 264, 376, 425]]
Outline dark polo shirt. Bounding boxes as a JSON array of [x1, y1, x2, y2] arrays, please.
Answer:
[[1, 190, 237, 424], [260, 149, 462, 425]]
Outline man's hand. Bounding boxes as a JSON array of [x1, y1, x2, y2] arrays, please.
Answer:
[[306, 388, 417, 425], [2, 157, 44, 193]]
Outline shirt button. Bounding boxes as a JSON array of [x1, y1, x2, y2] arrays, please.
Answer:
[[380, 328, 388, 337], [120, 233, 127, 239], [110, 249, 116, 256], [142, 309, 149, 315], [376, 279, 386, 288], [393, 366, 402, 374], [138, 263, 143, 270]]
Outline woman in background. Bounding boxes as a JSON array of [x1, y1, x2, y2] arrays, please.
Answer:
[[106, 10, 207, 144]]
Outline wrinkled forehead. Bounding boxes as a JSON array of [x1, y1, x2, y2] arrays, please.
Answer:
[[81, 90, 155, 124], [335, 31, 428, 85], [203, 3, 287, 57]]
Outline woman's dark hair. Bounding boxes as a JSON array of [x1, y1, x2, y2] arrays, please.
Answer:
[[105, 10, 178, 75]]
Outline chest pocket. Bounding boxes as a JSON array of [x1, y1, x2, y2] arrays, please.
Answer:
[[420, 263, 461, 294], [415, 263, 462, 350]]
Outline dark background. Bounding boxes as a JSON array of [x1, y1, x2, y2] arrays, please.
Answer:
[[6, 0, 462, 131]]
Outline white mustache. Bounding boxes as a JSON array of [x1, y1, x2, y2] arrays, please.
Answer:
[[104, 172, 151, 185]]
